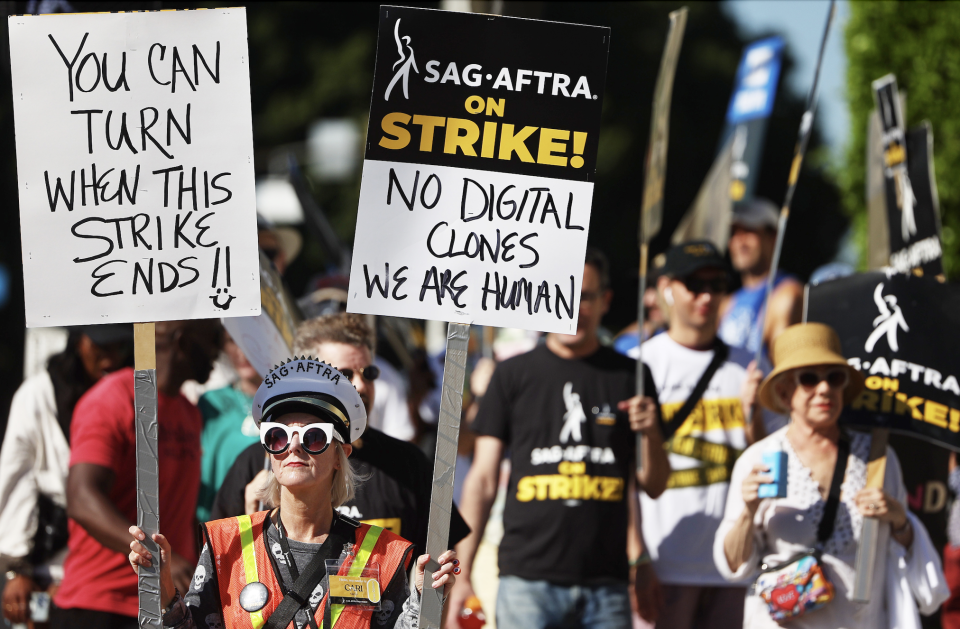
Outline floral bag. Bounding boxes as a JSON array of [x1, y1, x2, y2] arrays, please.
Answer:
[[752, 435, 849, 622]]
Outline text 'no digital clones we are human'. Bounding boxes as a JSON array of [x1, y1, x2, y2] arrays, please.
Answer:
[[348, 6, 609, 333]]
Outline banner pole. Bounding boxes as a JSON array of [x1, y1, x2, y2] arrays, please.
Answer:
[[134, 322, 161, 629], [417, 322, 471, 629], [748, 1, 835, 426], [636, 7, 688, 472]]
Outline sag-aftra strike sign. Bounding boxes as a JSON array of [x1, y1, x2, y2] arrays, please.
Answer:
[[10, 9, 258, 328], [808, 271, 960, 451], [347, 6, 610, 333]]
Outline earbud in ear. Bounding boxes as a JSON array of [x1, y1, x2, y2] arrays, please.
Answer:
[[664, 287, 674, 306]]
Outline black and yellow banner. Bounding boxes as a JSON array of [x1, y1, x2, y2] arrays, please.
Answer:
[[665, 464, 733, 490], [661, 397, 745, 437]]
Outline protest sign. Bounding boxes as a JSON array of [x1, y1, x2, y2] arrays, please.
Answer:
[[10, 9, 259, 328], [873, 76, 944, 277], [347, 6, 609, 334], [222, 251, 301, 377], [724, 36, 783, 205], [807, 271, 960, 451], [807, 268, 960, 601], [892, 124, 943, 276], [672, 37, 784, 251], [10, 10, 258, 626]]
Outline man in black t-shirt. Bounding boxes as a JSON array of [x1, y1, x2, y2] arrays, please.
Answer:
[[448, 250, 670, 629], [210, 313, 470, 556]]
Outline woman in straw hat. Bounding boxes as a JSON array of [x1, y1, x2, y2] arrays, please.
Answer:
[[713, 323, 914, 627], [126, 357, 456, 629]]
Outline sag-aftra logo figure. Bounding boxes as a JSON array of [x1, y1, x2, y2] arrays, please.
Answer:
[[865, 282, 909, 353], [384, 19, 418, 101]]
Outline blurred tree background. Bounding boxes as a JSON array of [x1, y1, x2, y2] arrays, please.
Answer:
[[0, 1, 848, 429], [841, 0, 960, 277]]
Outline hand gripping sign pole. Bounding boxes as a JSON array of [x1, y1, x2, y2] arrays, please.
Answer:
[[347, 8, 610, 627], [748, 1, 835, 421], [8, 9, 259, 628], [852, 428, 889, 602], [636, 7, 687, 471]]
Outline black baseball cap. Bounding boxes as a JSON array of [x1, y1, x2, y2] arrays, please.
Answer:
[[662, 241, 727, 278]]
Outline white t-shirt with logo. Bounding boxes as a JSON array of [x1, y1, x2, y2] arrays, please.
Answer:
[[640, 333, 750, 586]]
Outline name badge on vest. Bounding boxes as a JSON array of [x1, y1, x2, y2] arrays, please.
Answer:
[[325, 558, 382, 609], [239, 582, 269, 612], [328, 575, 382, 604]]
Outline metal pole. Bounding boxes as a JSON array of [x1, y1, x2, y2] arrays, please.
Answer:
[[751, 0, 836, 371], [746, 1, 835, 431]]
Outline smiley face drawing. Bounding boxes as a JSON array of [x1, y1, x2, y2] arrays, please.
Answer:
[[211, 288, 236, 310]]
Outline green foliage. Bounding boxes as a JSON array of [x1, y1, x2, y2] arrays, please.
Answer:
[[842, 1, 960, 277]]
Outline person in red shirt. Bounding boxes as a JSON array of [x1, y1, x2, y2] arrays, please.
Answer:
[[51, 320, 222, 629]]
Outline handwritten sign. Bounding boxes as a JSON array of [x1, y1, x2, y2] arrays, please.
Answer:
[[347, 6, 609, 333], [10, 9, 259, 328]]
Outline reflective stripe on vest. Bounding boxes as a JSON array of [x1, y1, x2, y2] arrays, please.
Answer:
[[330, 525, 383, 627], [205, 511, 413, 629], [237, 515, 266, 629]]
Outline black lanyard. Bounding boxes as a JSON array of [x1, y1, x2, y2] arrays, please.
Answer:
[[275, 507, 302, 582], [273, 507, 321, 629]]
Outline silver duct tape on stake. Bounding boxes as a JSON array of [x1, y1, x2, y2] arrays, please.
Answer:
[[134, 323, 162, 629], [418, 322, 471, 629], [749, 0, 835, 412], [852, 429, 890, 602], [636, 7, 688, 470]]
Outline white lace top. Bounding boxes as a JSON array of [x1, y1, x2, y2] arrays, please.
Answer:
[[714, 427, 908, 629]]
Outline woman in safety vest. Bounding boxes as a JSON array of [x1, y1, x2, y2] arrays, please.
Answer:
[[127, 357, 458, 628]]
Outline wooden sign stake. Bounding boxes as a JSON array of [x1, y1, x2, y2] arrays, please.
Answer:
[[852, 427, 889, 603], [636, 7, 688, 471], [134, 322, 162, 629]]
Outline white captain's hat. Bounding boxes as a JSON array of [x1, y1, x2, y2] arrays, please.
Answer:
[[252, 357, 366, 443]]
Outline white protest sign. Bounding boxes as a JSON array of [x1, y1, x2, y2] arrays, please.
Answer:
[[10, 9, 259, 328], [347, 7, 610, 334]]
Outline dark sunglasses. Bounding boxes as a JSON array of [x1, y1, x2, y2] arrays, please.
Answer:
[[260, 422, 333, 455], [795, 369, 849, 389], [338, 365, 380, 382], [680, 277, 728, 295]]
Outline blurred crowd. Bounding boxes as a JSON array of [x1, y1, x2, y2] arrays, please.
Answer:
[[0, 200, 957, 629]]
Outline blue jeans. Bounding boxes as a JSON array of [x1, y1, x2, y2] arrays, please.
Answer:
[[496, 575, 631, 629]]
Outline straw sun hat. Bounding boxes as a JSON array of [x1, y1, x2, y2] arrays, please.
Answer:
[[758, 323, 865, 413]]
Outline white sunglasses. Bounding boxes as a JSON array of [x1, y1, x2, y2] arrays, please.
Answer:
[[259, 422, 335, 455]]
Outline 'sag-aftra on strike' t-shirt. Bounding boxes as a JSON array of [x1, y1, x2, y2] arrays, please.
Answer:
[[639, 333, 750, 586], [473, 344, 656, 585]]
